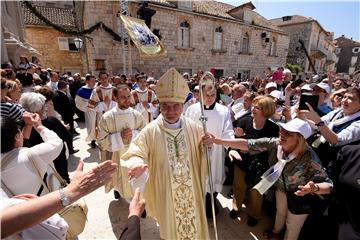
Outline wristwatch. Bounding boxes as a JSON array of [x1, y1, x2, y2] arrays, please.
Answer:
[[315, 121, 325, 127], [59, 188, 70, 207]]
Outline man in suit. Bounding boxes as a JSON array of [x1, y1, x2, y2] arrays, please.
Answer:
[[53, 80, 79, 138]]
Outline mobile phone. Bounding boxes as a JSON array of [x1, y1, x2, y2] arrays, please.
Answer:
[[291, 79, 303, 89], [276, 99, 285, 106], [299, 94, 319, 110]]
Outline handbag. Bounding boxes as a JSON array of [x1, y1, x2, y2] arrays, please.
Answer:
[[282, 173, 327, 215], [58, 198, 88, 239], [28, 151, 88, 239]]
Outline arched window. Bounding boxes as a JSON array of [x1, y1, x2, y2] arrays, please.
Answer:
[[214, 26, 223, 50], [178, 21, 190, 48], [269, 37, 277, 56], [241, 33, 249, 54]]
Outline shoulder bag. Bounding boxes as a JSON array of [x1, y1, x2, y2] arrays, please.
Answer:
[[27, 151, 88, 239]]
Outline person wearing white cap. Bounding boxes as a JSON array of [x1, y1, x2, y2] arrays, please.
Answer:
[[265, 82, 277, 94], [209, 118, 333, 240], [311, 82, 333, 116], [120, 68, 213, 240]]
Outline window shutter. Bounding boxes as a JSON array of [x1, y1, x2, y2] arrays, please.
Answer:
[[214, 32, 222, 49], [178, 28, 182, 47], [58, 37, 69, 51], [183, 28, 190, 48], [242, 37, 248, 53]]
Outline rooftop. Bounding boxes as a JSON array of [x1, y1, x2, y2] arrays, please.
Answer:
[[22, 2, 77, 30]]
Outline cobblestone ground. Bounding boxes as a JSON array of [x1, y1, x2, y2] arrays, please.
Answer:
[[69, 122, 273, 240]]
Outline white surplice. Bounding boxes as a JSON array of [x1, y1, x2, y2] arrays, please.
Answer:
[[185, 102, 234, 192]]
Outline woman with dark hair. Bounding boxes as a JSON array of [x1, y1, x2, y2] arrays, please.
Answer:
[[1, 114, 63, 196]]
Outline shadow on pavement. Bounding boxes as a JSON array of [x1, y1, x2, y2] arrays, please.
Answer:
[[108, 198, 160, 239]]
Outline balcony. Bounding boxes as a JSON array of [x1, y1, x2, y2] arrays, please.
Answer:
[[326, 52, 337, 65], [310, 44, 327, 59]]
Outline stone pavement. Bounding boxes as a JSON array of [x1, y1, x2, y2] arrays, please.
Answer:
[[69, 123, 273, 240]]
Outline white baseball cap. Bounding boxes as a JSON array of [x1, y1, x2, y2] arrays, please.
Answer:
[[265, 82, 277, 89], [313, 82, 331, 93], [269, 90, 284, 100], [301, 84, 313, 91], [278, 118, 312, 139]]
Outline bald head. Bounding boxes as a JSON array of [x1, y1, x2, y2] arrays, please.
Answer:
[[232, 83, 246, 100]]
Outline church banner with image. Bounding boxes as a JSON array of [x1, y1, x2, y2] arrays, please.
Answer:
[[120, 15, 166, 58]]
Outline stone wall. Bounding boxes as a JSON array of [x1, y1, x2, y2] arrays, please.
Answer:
[[140, 5, 289, 78], [25, 27, 84, 74], [83, 2, 290, 79]]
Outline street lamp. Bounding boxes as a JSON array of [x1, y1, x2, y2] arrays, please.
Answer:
[[74, 37, 83, 50]]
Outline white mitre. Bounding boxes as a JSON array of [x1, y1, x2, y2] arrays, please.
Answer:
[[155, 67, 189, 103]]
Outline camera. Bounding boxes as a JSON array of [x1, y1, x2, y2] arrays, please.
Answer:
[[276, 99, 285, 106]]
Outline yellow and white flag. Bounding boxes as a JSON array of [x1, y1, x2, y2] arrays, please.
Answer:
[[120, 15, 166, 58]]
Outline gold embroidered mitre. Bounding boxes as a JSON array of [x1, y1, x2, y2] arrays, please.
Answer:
[[155, 67, 189, 103]]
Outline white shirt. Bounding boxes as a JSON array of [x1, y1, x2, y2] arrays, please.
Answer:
[[1, 128, 63, 196]]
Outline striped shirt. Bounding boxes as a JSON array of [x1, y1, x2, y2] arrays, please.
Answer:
[[0, 102, 24, 121]]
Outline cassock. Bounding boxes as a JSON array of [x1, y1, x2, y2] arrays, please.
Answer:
[[88, 84, 116, 138], [131, 88, 158, 124], [185, 102, 234, 193], [97, 106, 145, 197], [121, 115, 210, 240], [75, 85, 96, 141]]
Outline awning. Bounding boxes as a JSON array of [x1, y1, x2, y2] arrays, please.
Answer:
[[120, 15, 166, 58], [4, 31, 41, 56]]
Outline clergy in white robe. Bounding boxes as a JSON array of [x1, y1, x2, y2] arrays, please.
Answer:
[[75, 75, 96, 142], [97, 86, 145, 197], [88, 72, 116, 138], [131, 74, 158, 124], [185, 85, 235, 193], [120, 68, 212, 239]]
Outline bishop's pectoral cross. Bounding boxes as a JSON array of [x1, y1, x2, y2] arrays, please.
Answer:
[[166, 130, 183, 158]]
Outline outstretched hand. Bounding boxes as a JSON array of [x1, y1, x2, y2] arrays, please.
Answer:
[[65, 160, 117, 202], [229, 150, 242, 161], [128, 188, 146, 218], [128, 164, 148, 180], [295, 181, 318, 196]]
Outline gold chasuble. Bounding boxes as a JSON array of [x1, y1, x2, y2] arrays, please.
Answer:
[[121, 115, 209, 239]]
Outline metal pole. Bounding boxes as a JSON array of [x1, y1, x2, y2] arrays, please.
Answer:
[[199, 72, 218, 240], [118, 0, 129, 75]]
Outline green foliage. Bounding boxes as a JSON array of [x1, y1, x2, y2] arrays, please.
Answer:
[[23, 1, 125, 42], [286, 63, 301, 75]]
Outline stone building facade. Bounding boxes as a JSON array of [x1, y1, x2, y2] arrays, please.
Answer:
[[270, 15, 337, 78], [1, 1, 40, 66], [335, 35, 360, 74], [82, 0, 290, 79], [22, 2, 86, 74]]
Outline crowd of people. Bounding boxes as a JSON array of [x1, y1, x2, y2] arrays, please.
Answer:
[[1, 57, 360, 240]]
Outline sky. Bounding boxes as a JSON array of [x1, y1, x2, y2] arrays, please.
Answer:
[[218, 0, 360, 41]]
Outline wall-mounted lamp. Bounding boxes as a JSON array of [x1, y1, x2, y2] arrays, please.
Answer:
[[74, 37, 83, 50]]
